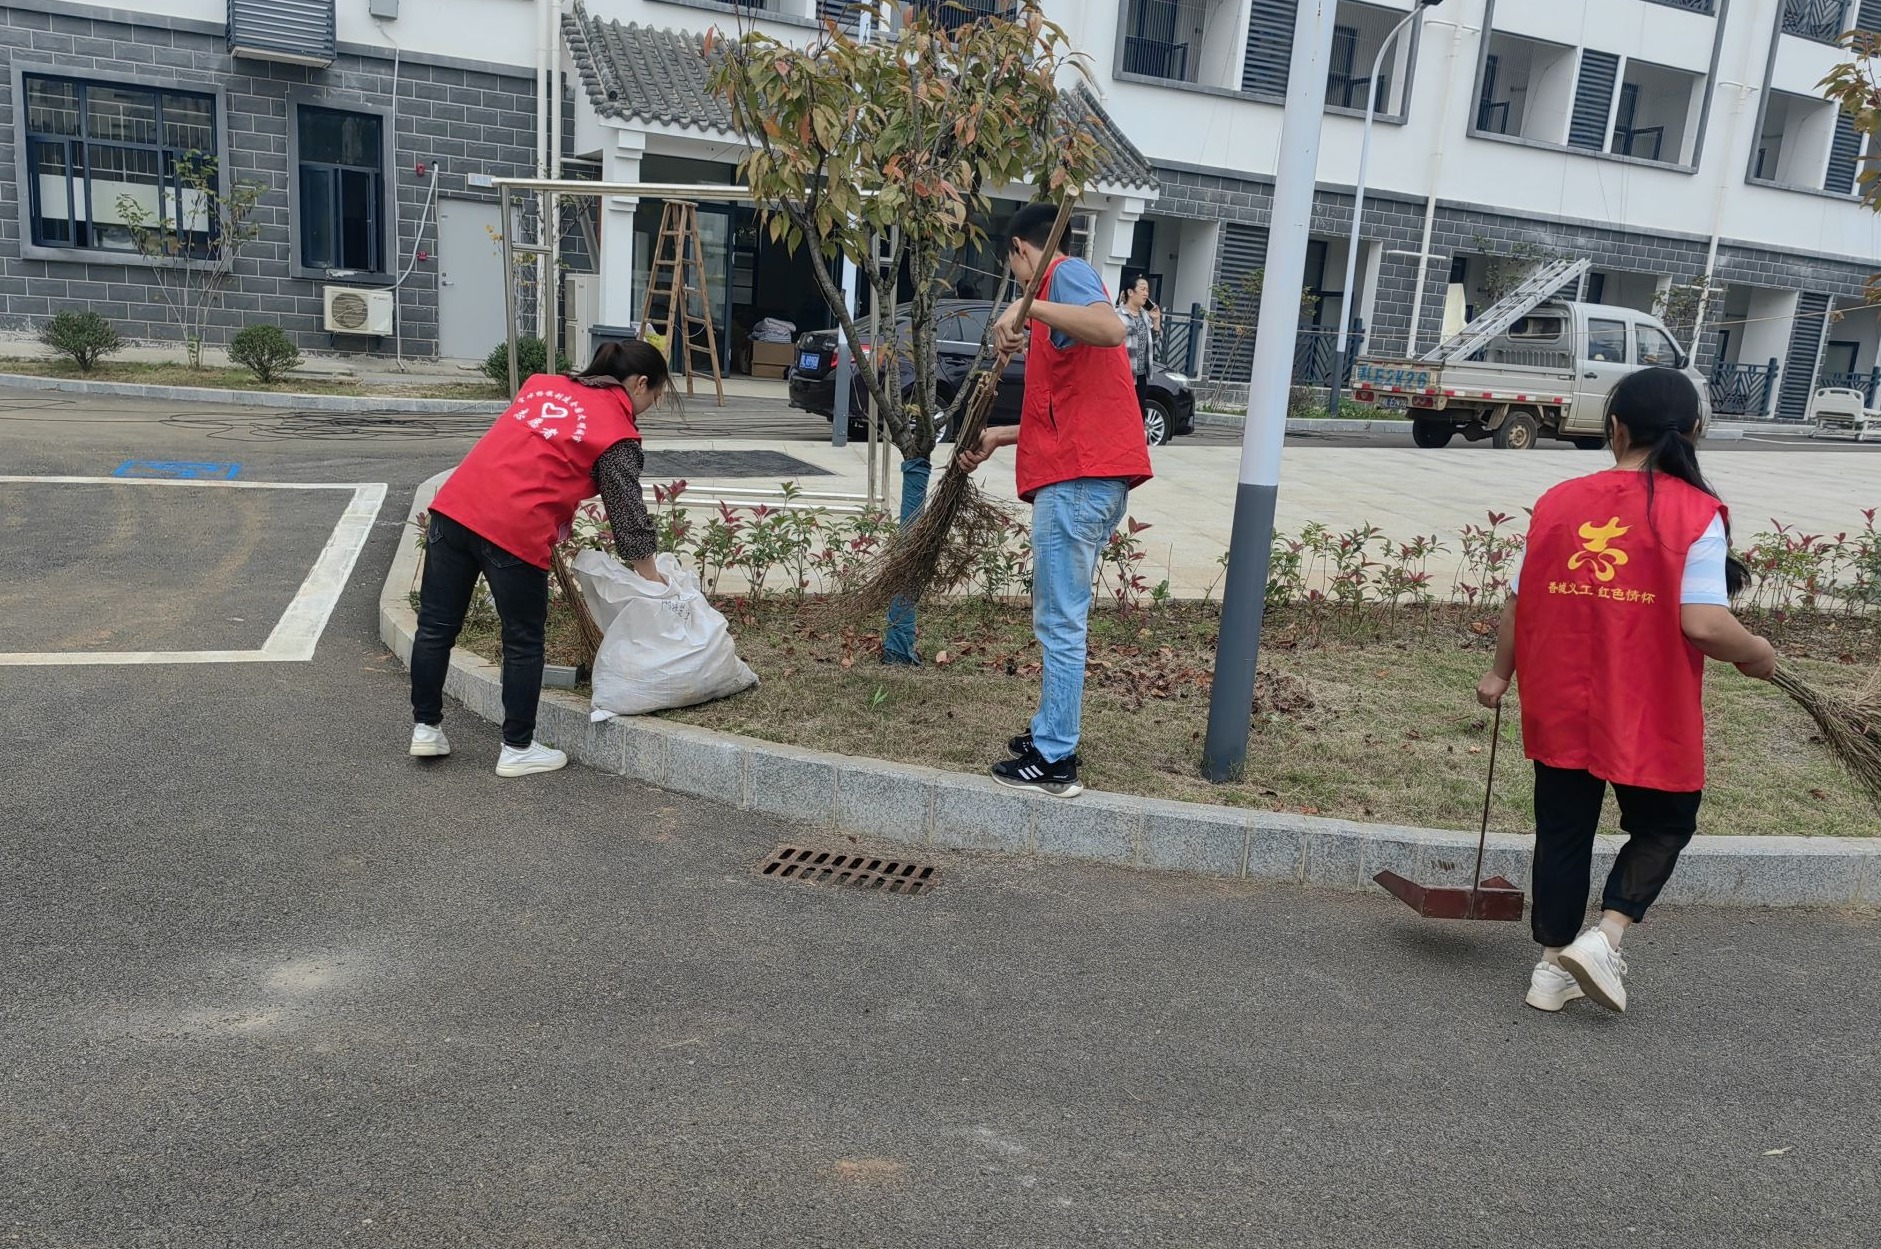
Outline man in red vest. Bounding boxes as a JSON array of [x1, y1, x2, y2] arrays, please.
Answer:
[[959, 203, 1154, 797]]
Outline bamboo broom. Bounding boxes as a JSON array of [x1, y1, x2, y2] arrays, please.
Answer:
[[552, 544, 604, 667], [836, 198, 1081, 622], [1771, 662, 1881, 807]]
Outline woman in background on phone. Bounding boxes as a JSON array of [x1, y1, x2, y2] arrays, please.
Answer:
[[1116, 276, 1161, 428]]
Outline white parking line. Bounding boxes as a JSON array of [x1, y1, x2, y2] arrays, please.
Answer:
[[0, 476, 388, 666]]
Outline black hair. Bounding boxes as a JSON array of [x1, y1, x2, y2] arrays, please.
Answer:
[[1606, 366, 1748, 598], [1004, 202, 1069, 257], [574, 339, 671, 394]]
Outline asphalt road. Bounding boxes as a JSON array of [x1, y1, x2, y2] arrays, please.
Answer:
[[3, 390, 1879, 1247]]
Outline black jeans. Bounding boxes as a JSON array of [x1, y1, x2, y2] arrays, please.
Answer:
[[1531, 763, 1701, 948], [410, 511, 549, 748]]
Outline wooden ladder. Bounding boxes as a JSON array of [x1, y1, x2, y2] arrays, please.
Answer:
[[638, 200, 726, 406]]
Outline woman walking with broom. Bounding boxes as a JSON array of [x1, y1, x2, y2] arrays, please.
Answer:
[[1476, 367, 1776, 1014], [409, 340, 670, 777], [958, 203, 1154, 797]]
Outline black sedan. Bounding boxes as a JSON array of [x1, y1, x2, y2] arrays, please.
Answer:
[[785, 299, 1197, 445]]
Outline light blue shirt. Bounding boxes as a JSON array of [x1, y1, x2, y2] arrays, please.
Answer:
[[1045, 257, 1111, 351]]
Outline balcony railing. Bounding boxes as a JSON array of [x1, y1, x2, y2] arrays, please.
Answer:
[[1783, 0, 1849, 43], [1647, 0, 1716, 14], [1122, 35, 1192, 81], [917, 0, 1006, 31]]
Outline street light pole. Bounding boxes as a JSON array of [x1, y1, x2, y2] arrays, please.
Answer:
[[1201, 0, 1341, 782], [1325, 2, 1431, 421]]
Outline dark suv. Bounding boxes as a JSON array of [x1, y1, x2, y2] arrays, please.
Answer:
[[785, 299, 1197, 445]]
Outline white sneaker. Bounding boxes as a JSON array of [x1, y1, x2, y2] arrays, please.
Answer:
[[410, 723, 451, 758], [496, 740, 568, 778], [1525, 960, 1585, 1013], [1558, 928, 1629, 1013]]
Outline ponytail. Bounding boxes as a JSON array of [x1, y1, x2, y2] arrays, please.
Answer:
[[1609, 367, 1748, 599], [575, 338, 671, 393]]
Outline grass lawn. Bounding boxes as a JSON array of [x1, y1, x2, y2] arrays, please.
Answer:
[[0, 357, 504, 400], [456, 596, 1880, 838]]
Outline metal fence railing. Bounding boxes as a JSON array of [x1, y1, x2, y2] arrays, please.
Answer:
[[1818, 368, 1881, 407], [1156, 303, 1205, 375], [1709, 360, 1780, 418]]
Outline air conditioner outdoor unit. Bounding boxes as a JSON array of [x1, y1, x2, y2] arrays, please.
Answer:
[[323, 286, 394, 336]]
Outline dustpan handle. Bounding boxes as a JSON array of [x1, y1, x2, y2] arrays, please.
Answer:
[[1470, 701, 1501, 909]]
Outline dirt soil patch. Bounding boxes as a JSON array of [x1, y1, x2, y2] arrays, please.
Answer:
[[1, 358, 503, 400], [457, 598, 1880, 838]]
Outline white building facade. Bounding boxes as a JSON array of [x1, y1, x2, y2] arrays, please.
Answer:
[[3, 0, 1879, 419]]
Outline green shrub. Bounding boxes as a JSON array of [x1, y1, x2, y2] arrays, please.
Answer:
[[481, 335, 571, 386], [37, 310, 122, 372], [228, 324, 302, 383]]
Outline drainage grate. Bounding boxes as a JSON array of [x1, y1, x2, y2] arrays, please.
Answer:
[[757, 845, 940, 896]]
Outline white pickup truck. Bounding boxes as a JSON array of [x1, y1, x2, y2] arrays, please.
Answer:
[[1351, 269, 1711, 451]]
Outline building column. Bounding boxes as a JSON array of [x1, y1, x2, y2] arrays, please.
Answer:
[[1093, 195, 1147, 296], [599, 125, 647, 329]]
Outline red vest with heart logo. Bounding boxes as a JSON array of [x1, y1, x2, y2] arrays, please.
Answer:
[[428, 374, 641, 568], [1514, 471, 1724, 792], [1014, 256, 1154, 502]]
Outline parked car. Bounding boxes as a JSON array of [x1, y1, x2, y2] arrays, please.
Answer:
[[786, 299, 1197, 445]]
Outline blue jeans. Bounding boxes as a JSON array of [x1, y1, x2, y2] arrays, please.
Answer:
[[1029, 477, 1130, 763]]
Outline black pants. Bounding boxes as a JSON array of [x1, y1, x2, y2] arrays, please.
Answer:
[[1531, 763, 1701, 948], [410, 511, 549, 748]]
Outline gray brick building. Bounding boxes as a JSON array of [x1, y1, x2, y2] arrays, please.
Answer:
[[0, 0, 541, 362]]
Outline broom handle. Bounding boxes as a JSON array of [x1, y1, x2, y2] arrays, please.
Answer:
[[1470, 701, 1501, 912], [950, 198, 1081, 467]]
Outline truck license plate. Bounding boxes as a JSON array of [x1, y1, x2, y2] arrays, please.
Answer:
[[1378, 395, 1408, 411]]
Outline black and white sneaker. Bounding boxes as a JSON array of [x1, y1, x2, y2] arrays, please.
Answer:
[[991, 746, 1083, 798], [1007, 732, 1034, 758]]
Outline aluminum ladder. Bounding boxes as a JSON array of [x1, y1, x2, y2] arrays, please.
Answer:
[[1420, 257, 1592, 364]]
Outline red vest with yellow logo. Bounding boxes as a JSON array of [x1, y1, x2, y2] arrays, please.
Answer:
[[429, 374, 640, 569], [1514, 471, 1725, 792], [1014, 256, 1154, 503]]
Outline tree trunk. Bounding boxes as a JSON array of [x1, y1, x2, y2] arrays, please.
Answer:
[[881, 455, 932, 664]]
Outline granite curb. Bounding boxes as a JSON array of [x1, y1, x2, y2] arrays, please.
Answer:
[[1196, 411, 1747, 441], [0, 371, 506, 414], [379, 472, 1880, 910]]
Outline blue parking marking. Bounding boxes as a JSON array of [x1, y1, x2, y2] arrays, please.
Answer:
[[113, 460, 242, 480]]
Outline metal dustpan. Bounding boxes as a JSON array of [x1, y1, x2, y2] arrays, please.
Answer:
[[1374, 703, 1526, 922]]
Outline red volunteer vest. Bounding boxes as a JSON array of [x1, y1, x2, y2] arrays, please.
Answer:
[[1013, 256, 1155, 502], [429, 374, 640, 569], [1515, 471, 1725, 792]]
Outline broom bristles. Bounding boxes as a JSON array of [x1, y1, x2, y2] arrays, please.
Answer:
[[551, 544, 604, 666], [834, 199, 1080, 624], [1772, 662, 1881, 808]]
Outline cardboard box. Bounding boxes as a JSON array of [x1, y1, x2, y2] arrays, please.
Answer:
[[751, 363, 789, 380], [750, 340, 797, 368]]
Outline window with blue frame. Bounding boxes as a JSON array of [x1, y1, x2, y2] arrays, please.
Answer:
[[24, 74, 218, 255], [296, 105, 386, 273]]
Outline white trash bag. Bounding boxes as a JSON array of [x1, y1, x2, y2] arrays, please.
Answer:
[[571, 549, 759, 718]]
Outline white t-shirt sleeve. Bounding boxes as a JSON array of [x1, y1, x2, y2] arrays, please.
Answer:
[[1680, 514, 1730, 605], [1509, 513, 1728, 602]]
